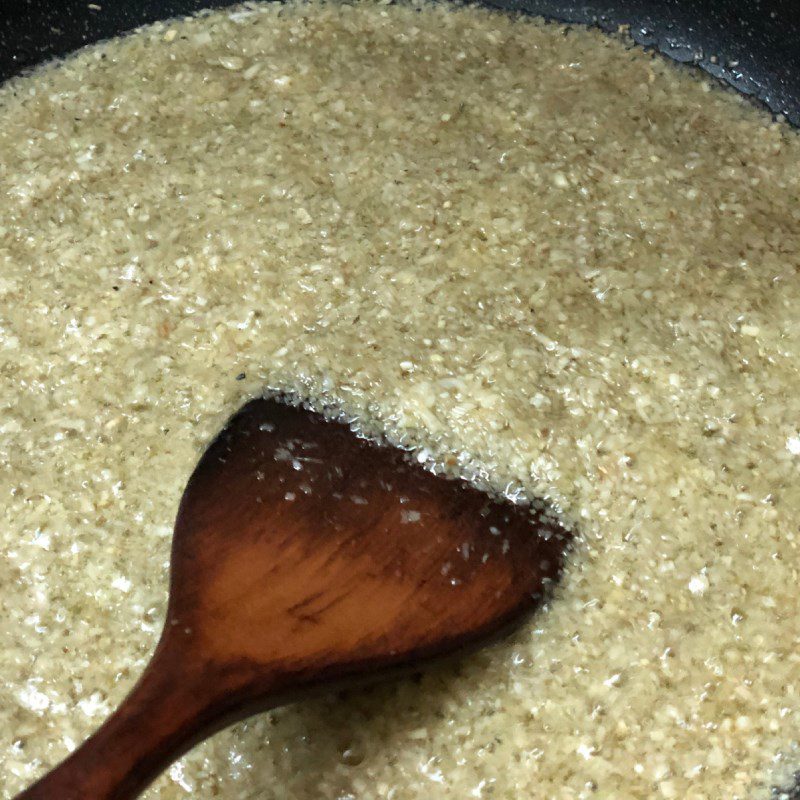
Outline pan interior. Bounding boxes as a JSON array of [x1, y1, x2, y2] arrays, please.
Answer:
[[2, 2, 800, 798]]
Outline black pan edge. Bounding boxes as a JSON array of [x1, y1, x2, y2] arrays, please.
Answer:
[[2, 1, 800, 125]]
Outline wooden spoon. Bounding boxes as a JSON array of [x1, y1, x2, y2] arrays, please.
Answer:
[[17, 396, 571, 800]]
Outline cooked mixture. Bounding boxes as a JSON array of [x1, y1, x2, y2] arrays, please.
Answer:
[[2, 2, 800, 797]]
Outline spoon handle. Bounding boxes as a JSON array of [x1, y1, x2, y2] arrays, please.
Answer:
[[15, 639, 227, 800]]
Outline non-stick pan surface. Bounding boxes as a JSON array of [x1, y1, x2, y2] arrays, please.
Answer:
[[2, 0, 800, 124], [1, 0, 799, 797]]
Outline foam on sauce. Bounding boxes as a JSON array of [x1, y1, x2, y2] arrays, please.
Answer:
[[2, 2, 800, 797]]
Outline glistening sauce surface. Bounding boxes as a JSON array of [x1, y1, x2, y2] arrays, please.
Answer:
[[2, 3, 800, 798]]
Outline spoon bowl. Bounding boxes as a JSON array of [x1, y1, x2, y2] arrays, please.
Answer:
[[18, 396, 571, 800]]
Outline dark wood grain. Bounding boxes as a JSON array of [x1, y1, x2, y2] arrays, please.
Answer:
[[16, 397, 571, 800]]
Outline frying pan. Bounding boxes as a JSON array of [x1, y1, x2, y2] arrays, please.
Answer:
[[2, 0, 799, 796], [3, 0, 800, 123]]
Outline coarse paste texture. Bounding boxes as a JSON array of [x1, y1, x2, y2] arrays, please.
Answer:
[[2, 2, 800, 798]]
